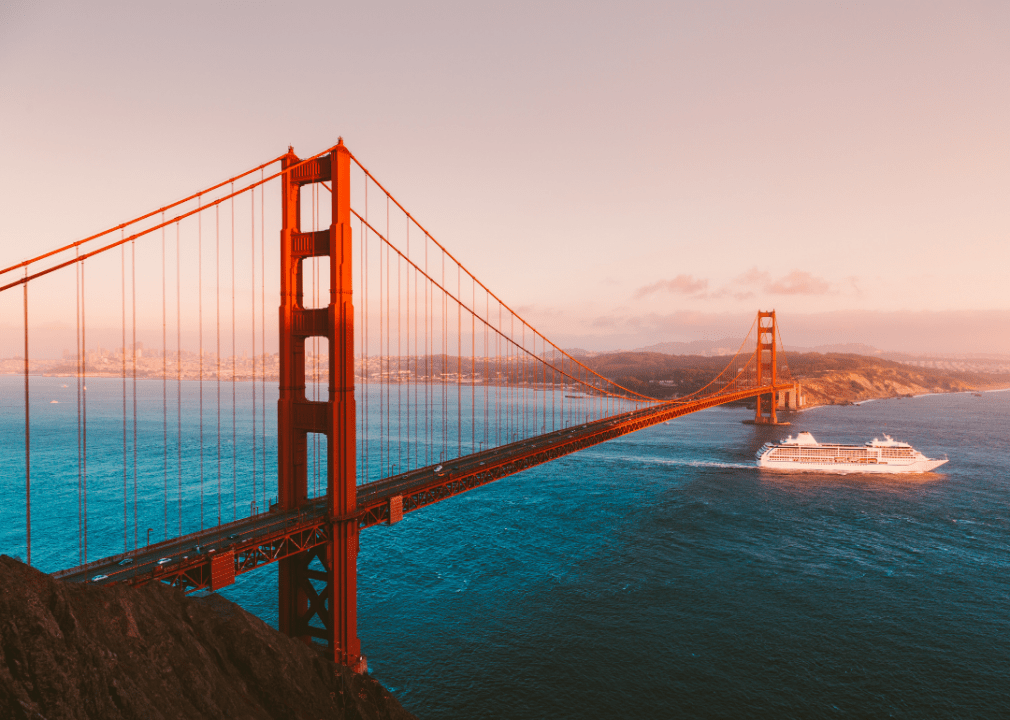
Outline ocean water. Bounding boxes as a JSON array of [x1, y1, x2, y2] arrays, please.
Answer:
[[2, 380, 1009, 718]]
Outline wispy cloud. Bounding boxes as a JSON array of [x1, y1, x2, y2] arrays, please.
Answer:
[[545, 309, 1010, 355], [634, 274, 709, 298], [732, 267, 833, 296], [765, 270, 831, 295], [636, 268, 835, 301]]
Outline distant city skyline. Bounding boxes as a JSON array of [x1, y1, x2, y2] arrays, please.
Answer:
[[3, 1, 1007, 355]]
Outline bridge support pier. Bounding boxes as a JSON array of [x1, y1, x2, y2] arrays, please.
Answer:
[[278, 140, 365, 672]]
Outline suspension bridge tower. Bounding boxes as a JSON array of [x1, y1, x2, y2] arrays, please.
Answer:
[[752, 310, 781, 424], [277, 139, 365, 671]]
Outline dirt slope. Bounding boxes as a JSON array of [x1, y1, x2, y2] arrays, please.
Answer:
[[0, 556, 416, 720]]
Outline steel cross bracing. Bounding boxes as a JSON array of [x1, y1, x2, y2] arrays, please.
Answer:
[[52, 380, 791, 594]]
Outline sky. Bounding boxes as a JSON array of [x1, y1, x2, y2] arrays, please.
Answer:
[[1, 0, 1008, 354]]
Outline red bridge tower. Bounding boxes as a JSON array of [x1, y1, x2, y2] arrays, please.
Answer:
[[277, 140, 365, 671]]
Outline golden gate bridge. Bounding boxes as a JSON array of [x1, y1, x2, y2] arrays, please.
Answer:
[[0, 140, 799, 672]]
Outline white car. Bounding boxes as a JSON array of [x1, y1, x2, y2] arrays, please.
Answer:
[[157, 557, 172, 565], [91, 574, 108, 582]]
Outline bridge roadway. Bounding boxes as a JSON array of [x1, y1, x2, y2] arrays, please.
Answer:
[[54, 384, 788, 593]]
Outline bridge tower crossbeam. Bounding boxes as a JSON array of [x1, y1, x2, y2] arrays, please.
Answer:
[[277, 139, 364, 671]]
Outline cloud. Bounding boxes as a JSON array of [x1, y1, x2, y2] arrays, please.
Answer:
[[766, 270, 831, 295], [735, 268, 771, 287], [542, 309, 1010, 355], [634, 274, 709, 298], [635, 268, 836, 303], [734, 267, 832, 296]]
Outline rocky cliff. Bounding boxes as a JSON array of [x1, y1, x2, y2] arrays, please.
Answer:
[[0, 556, 416, 720], [783, 352, 1007, 408]]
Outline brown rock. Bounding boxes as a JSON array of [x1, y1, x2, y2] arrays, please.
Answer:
[[0, 556, 416, 720]]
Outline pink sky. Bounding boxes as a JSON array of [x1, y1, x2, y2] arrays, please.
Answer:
[[2, 1, 1008, 354]]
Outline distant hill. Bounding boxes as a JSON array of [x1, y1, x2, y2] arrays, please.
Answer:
[[579, 350, 1010, 407], [634, 339, 885, 357], [633, 339, 748, 356]]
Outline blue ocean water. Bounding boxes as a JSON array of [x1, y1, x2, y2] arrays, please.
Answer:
[[2, 380, 1009, 718]]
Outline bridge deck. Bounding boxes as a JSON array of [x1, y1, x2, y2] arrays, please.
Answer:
[[54, 384, 789, 592]]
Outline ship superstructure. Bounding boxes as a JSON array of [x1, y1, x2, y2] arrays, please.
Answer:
[[755, 432, 947, 473]]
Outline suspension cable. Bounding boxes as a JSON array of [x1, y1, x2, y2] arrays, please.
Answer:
[[0, 154, 287, 280]]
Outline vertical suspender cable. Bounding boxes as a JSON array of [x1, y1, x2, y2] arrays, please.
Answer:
[[442, 252, 446, 460], [362, 180, 367, 479], [122, 235, 128, 552], [81, 261, 88, 562], [77, 252, 83, 562], [264, 172, 268, 510], [359, 213, 365, 479], [176, 221, 182, 537], [162, 215, 167, 541], [132, 239, 138, 550], [377, 193, 383, 476], [457, 264, 461, 456], [199, 196, 205, 531], [471, 276, 475, 452], [362, 215, 369, 480], [397, 216, 402, 474], [23, 273, 31, 566], [250, 184, 256, 520], [230, 185, 236, 518], [216, 204, 222, 527], [386, 199, 391, 472], [484, 289, 489, 449], [496, 303, 500, 446], [424, 234, 429, 466], [407, 220, 412, 470], [522, 324, 526, 439], [313, 184, 319, 495]]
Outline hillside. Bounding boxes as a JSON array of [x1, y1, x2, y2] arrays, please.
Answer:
[[782, 352, 1010, 407], [581, 351, 1010, 407], [0, 556, 415, 720]]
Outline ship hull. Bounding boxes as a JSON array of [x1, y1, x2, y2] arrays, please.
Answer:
[[757, 458, 948, 473]]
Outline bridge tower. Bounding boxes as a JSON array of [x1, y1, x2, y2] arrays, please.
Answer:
[[754, 310, 778, 424], [278, 140, 365, 671]]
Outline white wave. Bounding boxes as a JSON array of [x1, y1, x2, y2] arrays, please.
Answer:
[[618, 455, 754, 471]]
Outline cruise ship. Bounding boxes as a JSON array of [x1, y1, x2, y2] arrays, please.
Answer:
[[755, 432, 947, 473]]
